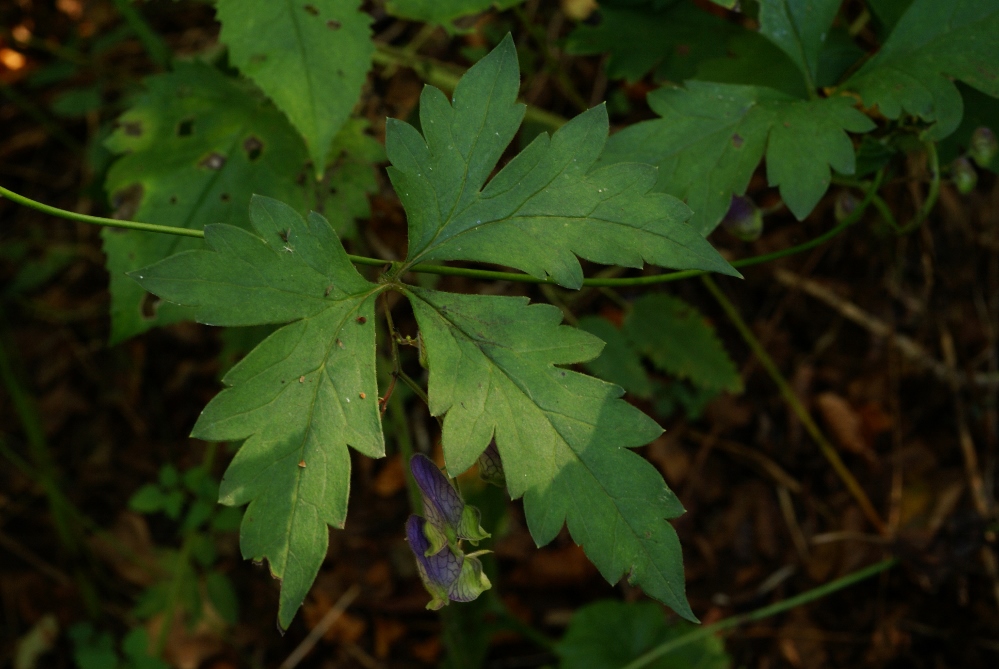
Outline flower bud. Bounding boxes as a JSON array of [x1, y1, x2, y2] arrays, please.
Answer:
[[969, 126, 998, 167], [951, 156, 978, 194], [721, 195, 763, 241], [834, 190, 859, 222]]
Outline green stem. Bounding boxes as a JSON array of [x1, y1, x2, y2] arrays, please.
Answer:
[[894, 140, 940, 235], [621, 558, 898, 669], [2, 171, 881, 286], [701, 276, 886, 534], [111, 0, 172, 69]]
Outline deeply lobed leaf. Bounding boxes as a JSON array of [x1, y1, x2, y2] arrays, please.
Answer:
[[131, 197, 385, 628], [844, 0, 999, 140], [407, 287, 695, 620], [599, 82, 874, 233], [216, 0, 374, 174], [387, 34, 738, 287]]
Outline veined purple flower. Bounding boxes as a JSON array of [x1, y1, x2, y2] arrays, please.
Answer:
[[405, 515, 491, 610], [477, 441, 505, 486], [409, 454, 489, 556]]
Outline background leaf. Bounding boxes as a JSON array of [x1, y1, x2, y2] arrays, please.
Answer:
[[564, 1, 739, 83], [387, 35, 737, 287], [131, 197, 385, 629], [577, 315, 652, 398], [557, 600, 731, 669], [625, 295, 741, 393], [386, 0, 524, 23], [599, 82, 874, 233], [844, 0, 999, 140], [407, 288, 695, 620], [757, 0, 842, 86], [103, 63, 310, 342], [216, 0, 374, 174]]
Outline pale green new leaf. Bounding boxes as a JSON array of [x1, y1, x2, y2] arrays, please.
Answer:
[[757, 0, 842, 86], [844, 0, 999, 140], [386, 0, 524, 23], [130, 197, 385, 629], [407, 287, 694, 620], [387, 34, 737, 288], [624, 295, 741, 393], [103, 63, 310, 343], [564, 2, 739, 83], [217, 0, 374, 173], [599, 81, 874, 234]]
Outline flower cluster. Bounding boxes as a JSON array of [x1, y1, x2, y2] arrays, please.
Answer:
[[406, 454, 492, 610]]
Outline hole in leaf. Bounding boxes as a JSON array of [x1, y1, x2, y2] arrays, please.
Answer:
[[121, 121, 142, 136], [303, 4, 318, 15], [141, 292, 162, 320], [199, 153, 226, 170], [327, 19, 341, 29], [111, 183, 143, 220], [243, 136, 263, 161], [220, 193, 231, 202], [176, 118, 194, 137]]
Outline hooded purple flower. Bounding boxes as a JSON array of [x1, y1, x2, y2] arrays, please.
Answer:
[[405, 515, 491, 610], [410, 454, 489, 556]]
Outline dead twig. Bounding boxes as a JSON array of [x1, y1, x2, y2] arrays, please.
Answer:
[[279, 584, 362, 669], [774, 269, 999, 387]]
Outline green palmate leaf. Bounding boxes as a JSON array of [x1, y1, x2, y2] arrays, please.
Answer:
[[577, 316, 652, 398], [387, 34, 737, 288], [130, 196, 385, 629], [557, 600, 731, 669], [844, 0, 999, 140], [757, 0, 842, 87], [323, 119, 385, 239], [564, 1, 739, 84], [694, 31, 811, 99], [386, 0, 524, 23], [103, 63, 311, 343], [599, 81, 874, 234], [406, 287, 695, 620], [216, 0, 374, 174], [624, 295, 741, 393]]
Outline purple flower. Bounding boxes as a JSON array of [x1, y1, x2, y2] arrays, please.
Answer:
[[477, 441, 505, 486], [405, 515, 491, 610], [409, 454, 489, 555]]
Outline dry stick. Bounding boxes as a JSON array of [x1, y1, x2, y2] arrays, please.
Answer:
[[939, 329, 999, 610], [774, 268, 999, 388], [701, 276, 887, 534], [279, 584, 362, 669]]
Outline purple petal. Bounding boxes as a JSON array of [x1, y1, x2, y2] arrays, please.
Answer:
[[410, 454, 463, 532], [405, 515, 460, 591]]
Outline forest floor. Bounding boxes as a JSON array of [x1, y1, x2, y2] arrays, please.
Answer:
[[1, 1, 998, 668]]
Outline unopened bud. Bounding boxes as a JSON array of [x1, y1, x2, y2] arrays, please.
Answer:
[[969, 127, 998, 167], [834, 190, 859, 222], [951, 156, 978, 194], [721, 195, 763, 241]]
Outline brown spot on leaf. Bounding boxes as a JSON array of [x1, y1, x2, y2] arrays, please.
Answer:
[[327, 19, 341, 29], [243, 136, 263, 161], [303, 4, 318, 15], [122, 121, 142, 136], [356, 316, 367, 324], [731, 133, 744, 148]]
